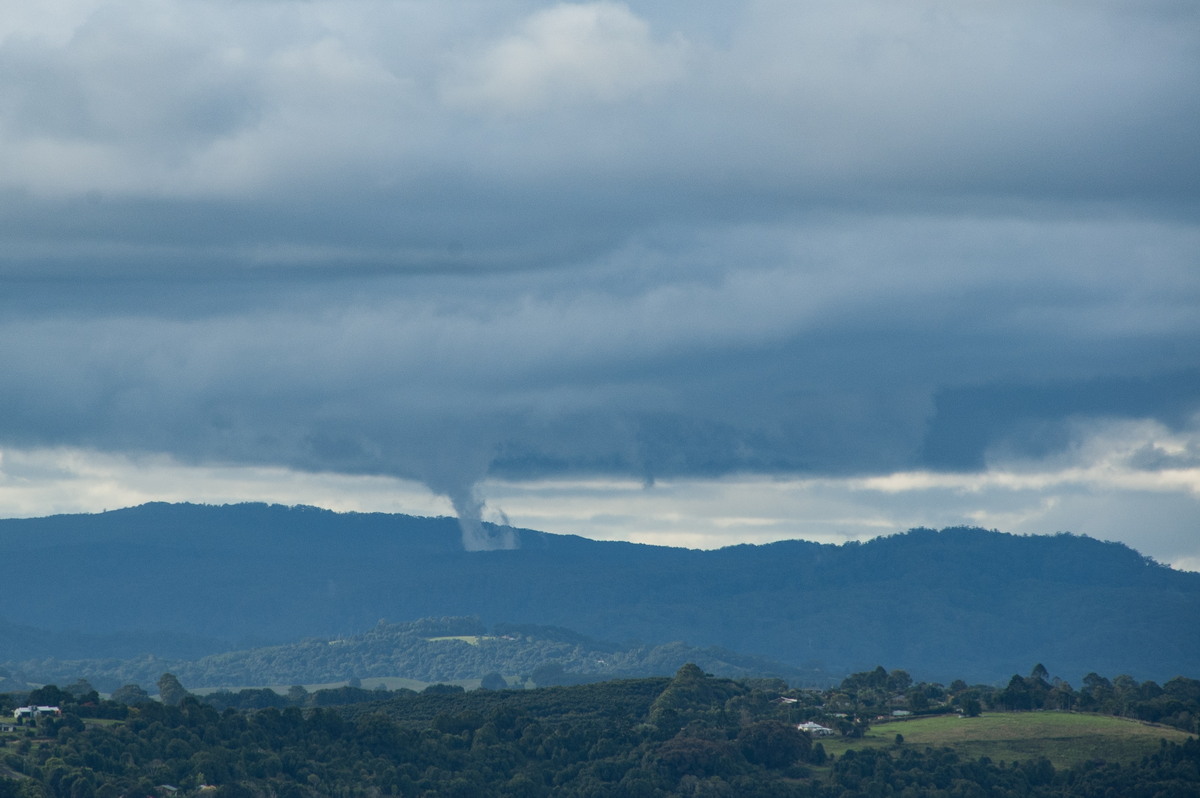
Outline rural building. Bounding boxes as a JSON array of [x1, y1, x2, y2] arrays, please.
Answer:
[[797, 721, 835, 736], [12, 705, 61, 719]]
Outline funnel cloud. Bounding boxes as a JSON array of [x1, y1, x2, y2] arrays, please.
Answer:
[[447, 481, 518, 552]]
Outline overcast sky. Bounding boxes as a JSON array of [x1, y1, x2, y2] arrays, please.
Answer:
[[1, 1, 1198, 562]]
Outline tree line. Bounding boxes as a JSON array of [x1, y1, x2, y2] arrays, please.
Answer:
[[1, 664, 1198, 797]]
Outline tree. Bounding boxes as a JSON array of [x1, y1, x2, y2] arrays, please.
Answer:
[[655, 736, 740, 779], [737, 720, 811, 768], [997, 675, 1032, 711], [64, 679, 97, 701], [480, 672, 508, 690], [423, 684, 465, 695], [1048, 679, 1076, 710], [887, 670, 913, 693], [110, 684, 151, 705], [157, 673, 188, 706], [907, 687, 930, 711], [1083, 672, 1112, 694], [28, 684, 68, 706], [1080, 673, 1113, 711]]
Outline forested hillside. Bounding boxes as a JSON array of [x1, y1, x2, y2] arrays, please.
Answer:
[[1, 617, 827, 693], [2, 665, 1198, 798], [1, 503, 1197, 682]]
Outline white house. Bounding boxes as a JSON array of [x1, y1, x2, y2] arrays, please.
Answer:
[[797, 721, 835, 737], [13, 706, 61, 719]]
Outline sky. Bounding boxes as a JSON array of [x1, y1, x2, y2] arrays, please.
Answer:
[[1, 1, 1198, 564]]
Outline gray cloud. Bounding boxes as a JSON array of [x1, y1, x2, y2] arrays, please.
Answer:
[[1, 2, 1198, 549]]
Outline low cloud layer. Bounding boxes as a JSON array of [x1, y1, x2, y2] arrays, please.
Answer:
[[1, 2, 1197, 553]]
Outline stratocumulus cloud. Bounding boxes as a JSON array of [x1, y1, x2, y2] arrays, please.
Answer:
[[0, 1, 1197, 554]]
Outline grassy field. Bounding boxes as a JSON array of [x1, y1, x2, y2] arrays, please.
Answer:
[[425, 635, 499, 646], [821, 712, 1195, 768]]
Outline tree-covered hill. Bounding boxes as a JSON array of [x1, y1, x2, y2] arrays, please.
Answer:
[[1, 503, 1197, 683], [2, 617, 827, 693]]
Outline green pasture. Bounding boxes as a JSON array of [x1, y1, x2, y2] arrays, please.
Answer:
[[425, 635, 499, 646], [823, 712, 1195, 769]]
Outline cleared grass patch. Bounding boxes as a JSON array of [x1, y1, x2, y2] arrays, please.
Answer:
[[821, 712, 1195, 768], [425, 635, 498, 646]]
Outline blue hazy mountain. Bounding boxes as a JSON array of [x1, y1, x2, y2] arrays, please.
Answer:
[[1, 502, 1196, 683]]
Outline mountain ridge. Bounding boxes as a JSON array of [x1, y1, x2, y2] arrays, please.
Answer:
[[0, 502, 1196, 683]]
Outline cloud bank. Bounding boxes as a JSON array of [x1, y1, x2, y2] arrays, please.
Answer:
[[1, 1, 1197, 554]]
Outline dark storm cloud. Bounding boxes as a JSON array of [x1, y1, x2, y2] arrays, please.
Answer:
[[2, 217, 1194, 489], [923, 372, 1200, 471], [1, 1, 1198, 546]]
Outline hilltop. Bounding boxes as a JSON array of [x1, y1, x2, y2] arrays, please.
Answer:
[[0, 502, 1197, 683]]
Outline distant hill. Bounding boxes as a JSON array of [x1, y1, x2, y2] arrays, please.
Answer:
[[4, 616, 827, 692], [0, 502, 1197, 683]]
